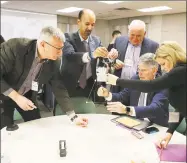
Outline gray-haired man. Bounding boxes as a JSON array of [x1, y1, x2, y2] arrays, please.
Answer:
[[98, 53, 169, 126], [0, 26, 88, 129], [112, 20, 159, 93]]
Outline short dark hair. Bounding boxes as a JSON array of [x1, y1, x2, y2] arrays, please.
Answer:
[[0, 35, 5, 44], [78, 10, 84, 20], [112, 30, 121, 37]]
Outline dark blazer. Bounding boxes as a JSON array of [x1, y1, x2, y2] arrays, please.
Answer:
[[112, 36, 159, 92], [114, 36, 159, 77], [112, 75, 169, 127], [60, 32, 102, 97], [0, 38, 74, 113], [116, 63, 186, 133]]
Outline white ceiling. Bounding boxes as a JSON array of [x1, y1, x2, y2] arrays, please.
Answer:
[[1, 1, 186, 20]]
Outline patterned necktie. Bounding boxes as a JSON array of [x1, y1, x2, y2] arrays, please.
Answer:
[[79, 41, 92, 89]]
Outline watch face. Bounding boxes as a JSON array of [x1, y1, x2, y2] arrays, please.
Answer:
[[126, 107, 131, 112]]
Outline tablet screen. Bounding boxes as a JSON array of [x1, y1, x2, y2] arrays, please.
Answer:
[[115, 117, 141, 128]]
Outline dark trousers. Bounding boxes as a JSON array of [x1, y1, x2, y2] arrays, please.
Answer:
[[74, 77, 105, 103], [0, 91, 41, 129]]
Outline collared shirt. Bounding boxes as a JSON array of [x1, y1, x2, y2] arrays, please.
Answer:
[[78, 31, 92, 79], [3, 46, 43, 96], [78, 31, 89, 43], [78, 31, 91, 63], [3, 45, 77, 118], [121, 43, 141, 79], [130, 77, 156, 116], [137, 77, 156, 107], [18, 46, 43, 95]]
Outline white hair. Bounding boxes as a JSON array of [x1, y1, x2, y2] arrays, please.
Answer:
[[139, 53, 159, 68], [38, 26, 65, 42], [128, 20, 146, 32]]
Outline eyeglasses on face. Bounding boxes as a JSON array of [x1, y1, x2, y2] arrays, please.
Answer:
[[44, 41, 64, 50]]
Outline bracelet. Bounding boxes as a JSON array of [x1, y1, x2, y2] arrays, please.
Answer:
[[71, 115, 78, 122]]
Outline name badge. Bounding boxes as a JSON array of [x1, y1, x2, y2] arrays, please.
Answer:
[[168, 112, 180, 123], [31, 81, 38, 91], [124, 59, 133, 67], [96, 67, 107, 82]]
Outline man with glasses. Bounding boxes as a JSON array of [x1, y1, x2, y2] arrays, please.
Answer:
[[0, 26, 88, 129]]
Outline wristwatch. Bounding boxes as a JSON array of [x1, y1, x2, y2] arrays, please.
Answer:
[[71, 114, 78, 122], [126, 106, 131, 114]]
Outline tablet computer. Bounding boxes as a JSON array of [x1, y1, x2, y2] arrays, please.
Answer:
[[111, 116, 152, 131]]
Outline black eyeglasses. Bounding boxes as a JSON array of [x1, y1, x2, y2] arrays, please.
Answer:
[[44, 41, 64, 50]]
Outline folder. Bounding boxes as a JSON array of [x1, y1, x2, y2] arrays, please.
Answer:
[[155, 144, 186, 162]]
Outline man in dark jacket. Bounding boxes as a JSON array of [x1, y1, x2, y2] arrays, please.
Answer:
[[0, 26, 88, 129], [111, 20, 159, 93], [98, 53, 169, 126], [61, 9, 118, 99]]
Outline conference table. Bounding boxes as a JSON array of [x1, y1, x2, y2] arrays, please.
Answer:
[[1, 114, 186, 163]]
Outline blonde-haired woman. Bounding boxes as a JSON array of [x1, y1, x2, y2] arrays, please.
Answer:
[[105, 41, 186, 148]]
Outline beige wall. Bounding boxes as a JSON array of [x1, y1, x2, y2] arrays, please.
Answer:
[[147, 15, 162, 43], [57, 15, 110, 47], [94, 19, 109, 47], [108, 13, 186, 49], [161, 13, 186, 49], [1, 9, 57, 40], [146, 13, 186, 49], [57, 12, 186, 49]]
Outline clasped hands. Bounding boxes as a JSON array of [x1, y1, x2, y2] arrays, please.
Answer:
[[93, 47, 124, 70], [93, 47, 118, 60]]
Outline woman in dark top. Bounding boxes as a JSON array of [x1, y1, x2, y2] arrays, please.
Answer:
[[106, 41, 186, 149]]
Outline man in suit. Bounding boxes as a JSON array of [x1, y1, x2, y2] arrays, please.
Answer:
[[112, 20, 159, 92], [61, 9, 118, 99], [107, 30, 121, 52], [0, 26, 88, 129], [98, 53, 169, 127]]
